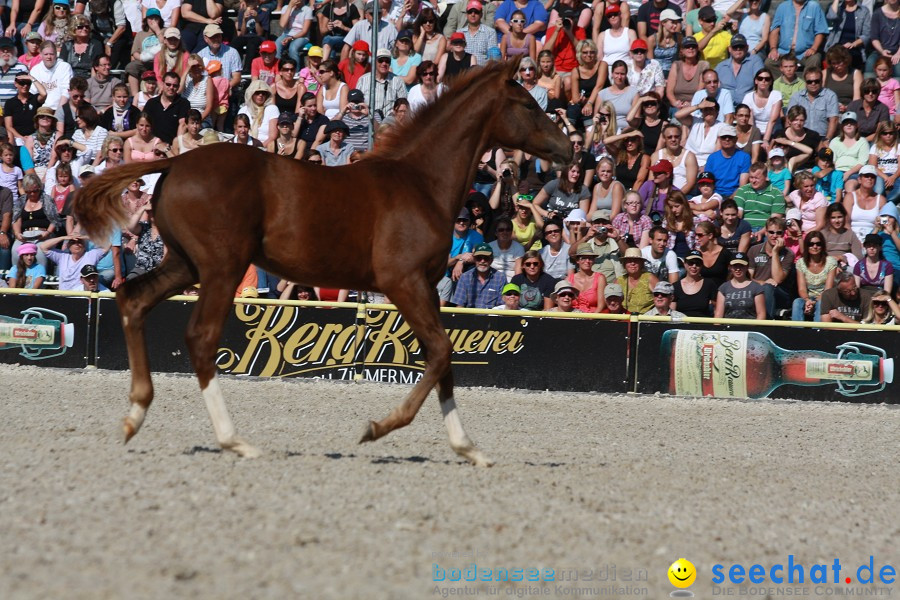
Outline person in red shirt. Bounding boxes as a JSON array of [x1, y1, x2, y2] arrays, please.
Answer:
[[339, 40, 371, 89], [543, 5, 587, 75], [250, 41, 280, 86]]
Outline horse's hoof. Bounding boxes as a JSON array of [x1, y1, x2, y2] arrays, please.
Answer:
[[123, 418, 137, 444], [358, 421, 378, 444], [455, 446, 494, 468], [222, 438, 262, 458]]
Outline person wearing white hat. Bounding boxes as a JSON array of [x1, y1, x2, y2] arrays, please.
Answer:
[[828, 111, 869, 194], [644, 280, 686, 317], [704, 123, 750, 198]]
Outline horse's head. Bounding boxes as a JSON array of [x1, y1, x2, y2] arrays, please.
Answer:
[[487, 59, 573, 166]]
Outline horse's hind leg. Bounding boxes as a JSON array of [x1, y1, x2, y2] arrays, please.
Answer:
[[186, 271, 260, 458], [359, 281, 492, 467], [119, 252, 196, 443]]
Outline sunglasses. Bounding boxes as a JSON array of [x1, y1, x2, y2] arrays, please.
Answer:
[[422, 71, 436, 76], [474, 256, 492, 262], [76, 24, 90, 29], [54, 4, 67, 8], [571, 139, 584, 145], [767, 230, 784, 235], [544, 229, 560, 234], [556, 292, 575, 299], [317, 69, 330, 74], [108, 147, 123, 152], [520, 66, 535, 72], [805, 79, 821, 84], [652, 292, 670, 298], [423, 18, 436, 23], [807, 241, 823, 247], [376, 57, 391, 63], [864, 90, 878, 96], [631, 49, 647, 55], [510, 18, 525, 23], [164, 82, 179, 88], [756, 76, 772, 82], [882, 130, 897, 135], [466, 8, 481, 13], [456, 218, 470, 224], [523, 261, 540, 267], [14, 79, 29, 85], [281, 66, 296, 71], [873, 300, 890, 306], [644, 102, 658, 107]]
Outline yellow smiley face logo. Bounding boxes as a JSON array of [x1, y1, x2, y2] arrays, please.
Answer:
[[668, 558, 697, 588]]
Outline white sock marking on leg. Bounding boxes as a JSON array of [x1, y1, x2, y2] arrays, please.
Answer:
[[202, 375, 236, 445], [441, 396, 473, 450]]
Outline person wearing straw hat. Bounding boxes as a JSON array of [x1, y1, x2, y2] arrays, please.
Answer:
[[617, 247, 659, 314], [548, 280, 581, 313], [567, 242, 606, 313]]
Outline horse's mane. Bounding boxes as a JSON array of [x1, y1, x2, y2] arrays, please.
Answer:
[[368, 61, 514, 159]]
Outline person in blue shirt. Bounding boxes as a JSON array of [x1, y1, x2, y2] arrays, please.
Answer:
[[437, 207, 484, 305], [876, 202, 900, 278], [451, 243, 507, 308], [492, 0, 549, 44], [705, 125, 751, 198], [811, 147, 843, 204], [764, 0, 829, 74], [714, 34, 764, 107]]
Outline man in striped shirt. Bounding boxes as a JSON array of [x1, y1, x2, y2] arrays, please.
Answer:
[[733, 163, 786, 233]]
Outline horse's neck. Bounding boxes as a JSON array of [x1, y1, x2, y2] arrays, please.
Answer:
[[397, 91, 497, 221]]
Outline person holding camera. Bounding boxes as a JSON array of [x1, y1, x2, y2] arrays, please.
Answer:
[[338, 89, 370, 152], [568, 209, 628, 282], [533, 162, 590, 221]]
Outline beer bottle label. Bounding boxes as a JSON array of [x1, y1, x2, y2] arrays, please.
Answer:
[[673, 331, 748, 397], [805, 358, 873, 381]]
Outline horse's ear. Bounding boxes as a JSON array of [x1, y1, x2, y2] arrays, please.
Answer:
[[504, 56, 523, 81]]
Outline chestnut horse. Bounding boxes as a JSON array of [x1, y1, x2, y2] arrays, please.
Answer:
[[75, 60, 571, 466]]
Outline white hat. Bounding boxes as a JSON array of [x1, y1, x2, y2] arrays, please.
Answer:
[[859, 165, 878, 177], [718, 124, 737, 137], [785, 208, 802, 223], [769, 147, 785, 158], [841, 111, 857, 123], [564, 208, 587, 223], [659, 8, 682, 21]]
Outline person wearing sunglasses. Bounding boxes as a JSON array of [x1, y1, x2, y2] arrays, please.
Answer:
[[494, 282, 523, 311], [451, 242, 507, 309], [847, 79, 891, 144], [644, 281, 686, 318], [407, 60, 445, 114], [510, 250, 555, 310], [355, 48, 408, 122], [860, 289, 900, 325], [791, 229, 838, 321], [499, 9, 536, 62], [438, 207, 485, 305], [868, 122, 900, 204], [456, 0, 499, 66], [516, 56, 547, 111], [3, 73, 46, 142], [714, 34, 763, 111], [739, 67, 781, 148], [625, 39, 665, 98], [785, 67, 838, 141], [487, 217, 526, 281], [747, 216, 795, 319], [59, 17, 103, 80], [548, 280, 582, 313]]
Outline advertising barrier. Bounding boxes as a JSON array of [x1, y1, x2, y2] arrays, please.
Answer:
[[633, 319, 900, 403], [0, 290, 92, 369], [94, 296, 632, 392]]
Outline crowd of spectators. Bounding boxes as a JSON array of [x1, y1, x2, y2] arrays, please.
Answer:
[[0, 0, 898, 324]]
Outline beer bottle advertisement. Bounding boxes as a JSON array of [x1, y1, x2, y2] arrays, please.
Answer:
[[635, 324, 896, 402]]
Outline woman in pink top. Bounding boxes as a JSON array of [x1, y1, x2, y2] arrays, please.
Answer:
[[787, 171, 827, 233]]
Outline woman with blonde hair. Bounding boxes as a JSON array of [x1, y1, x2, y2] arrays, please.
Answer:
[[239, 80, 280, 146], [39, 0, 72, 47], [569, 39, 602, 120], [663, 190, 697, 258], [536, 50, 563, 112], [587, 101, 617, 159], [589, 156, 625, 216], [861, 289, 900, 325], [60, 17, 103, 78]]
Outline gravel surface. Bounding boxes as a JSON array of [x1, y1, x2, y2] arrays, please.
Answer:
[[2, 365, 899, 600]]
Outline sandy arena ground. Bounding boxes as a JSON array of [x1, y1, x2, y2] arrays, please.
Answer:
[[1, 364, 899, 600]]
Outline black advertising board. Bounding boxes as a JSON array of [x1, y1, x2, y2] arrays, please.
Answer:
[[634, 321, 900, 403], [0, 292, 92, 368], [97, 298, 362, 377], [361, 309, 631, 392]]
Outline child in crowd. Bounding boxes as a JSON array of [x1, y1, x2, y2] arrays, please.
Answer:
[[136, 70, 159, 110], [206, 61, 231, 132], [767, 148, 791, 196], [0, 143, 24, 202], [784, 208, 804, 262], [874, 58, 900, 119], [688, 171, 721, 220], [812, 147, 843, 204], [299, 46, 324, 95]]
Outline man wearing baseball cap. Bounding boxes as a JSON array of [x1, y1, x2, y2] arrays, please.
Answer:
[[355, 47, 408, 121], [452, 242, 507, 308], [645, 281, 685, 318], [636, 0, 681, 40], [72, 264, 109, 292], [198, 24, 242, 89], [704, 124, 750, 199], [437, 207, 485, 306], [249, 40, 279, 86], [0, 36, 28, 103], [458, 1, 499, 65], [714, 33, 763, 104], [442, 0, 499, 39]]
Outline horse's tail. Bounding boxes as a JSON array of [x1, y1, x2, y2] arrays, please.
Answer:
[[74, 159, 175, 242]]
